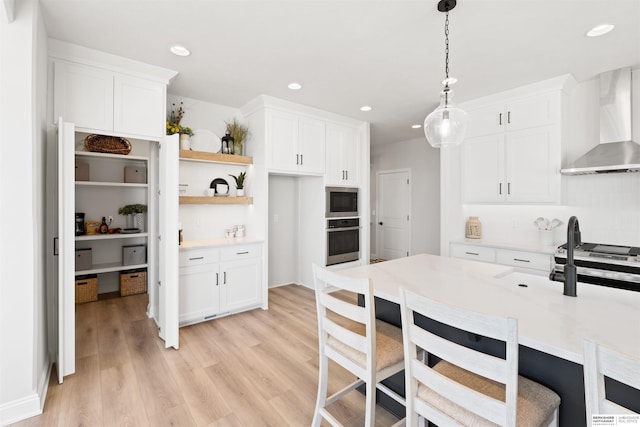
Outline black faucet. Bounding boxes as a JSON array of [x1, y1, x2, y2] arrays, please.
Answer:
[[564, 216, 581, 297]]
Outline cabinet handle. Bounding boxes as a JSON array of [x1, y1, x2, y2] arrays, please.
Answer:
[[508, 182, 511, 195], [223, 271, 227, 284], [465, 251, 480, 256], [296, 154, 299, 165], [499, 183, 502, 195], [345, 170, 348, 180], [499, 113, 502, 126], [236, 251, 249, 255], [300, 154, 303, 165], [216, 272, 219, 286], [508, 111, 511, 124], [189, 256, 204, 260], [513, 258, 530, 263]]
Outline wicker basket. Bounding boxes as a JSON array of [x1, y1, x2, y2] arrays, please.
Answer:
[[75, 275, 98, 304], [84, 134, 132, 155], [120, 270, 147, 297]]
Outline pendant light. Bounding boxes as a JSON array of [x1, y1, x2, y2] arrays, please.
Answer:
[[424, 0, 468, 148]]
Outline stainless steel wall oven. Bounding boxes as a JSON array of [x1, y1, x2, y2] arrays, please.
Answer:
[[326, 218, 360, 266]]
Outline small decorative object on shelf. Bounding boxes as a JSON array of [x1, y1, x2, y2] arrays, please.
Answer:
[[118, 204, 147, 231], [166, 101, 194, 150], [221, 132, 235, 154], [229, 172, 246, 197], [465, 216, 481, 239], [99, 216, 109, 234], [84, 134, 131, 155], [225, 118, 250, 156]]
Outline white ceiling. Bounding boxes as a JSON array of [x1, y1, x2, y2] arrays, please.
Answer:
[[39, 0, 640, 145]]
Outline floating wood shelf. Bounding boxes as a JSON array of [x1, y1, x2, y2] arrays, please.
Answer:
[[179, 196, 253, 205], [179, 150, 253, 165]]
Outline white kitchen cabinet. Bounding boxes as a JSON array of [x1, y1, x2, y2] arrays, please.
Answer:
[[267, 110, 325, 175], [450, 243, 496, 263], [325, 123, 360, 186], [53, 60, 165, 138], [450, 242, 552, 273], [178, 243, 263, 326]]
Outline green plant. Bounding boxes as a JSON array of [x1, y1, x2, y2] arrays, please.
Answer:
[[166, 101, 194, 136], [229, 172, 246, 189], [118, 204, 147, 215], [225, 118, 250, 146]]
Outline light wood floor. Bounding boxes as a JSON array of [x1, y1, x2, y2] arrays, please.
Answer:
[[12, 285, 400, 426]]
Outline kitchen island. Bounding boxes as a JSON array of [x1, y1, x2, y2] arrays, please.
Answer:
[[339, 254, 640, 426]]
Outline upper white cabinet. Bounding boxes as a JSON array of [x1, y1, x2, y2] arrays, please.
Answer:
[[461, 76, 575, 204], [325, 123, 360, 186], [267, 110, 325, 174], [53, 60, 166, 138]]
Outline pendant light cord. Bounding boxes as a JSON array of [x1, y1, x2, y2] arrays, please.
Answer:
[[444, 9, 450, 86]]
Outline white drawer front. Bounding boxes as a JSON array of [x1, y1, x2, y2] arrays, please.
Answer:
[[179, 248, 220, 267], [450, 244, 496, 263], [220, 244, 262, 262], [496, 249, 551, 272]]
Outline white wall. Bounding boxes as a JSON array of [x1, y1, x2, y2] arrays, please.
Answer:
[[370, 137, 441, 257], [268, 175, 298, 287], [0, 0, 50, 424], [442, 70, 640, 252]]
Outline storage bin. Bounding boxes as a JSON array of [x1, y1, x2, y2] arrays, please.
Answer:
[[75, 274, 98, 303], [124, 166, 147, 183], [120, 269, 147, 296], [75, 248, 92, 271], [75, 162, 89, 181], [123, 245, 146, 266]]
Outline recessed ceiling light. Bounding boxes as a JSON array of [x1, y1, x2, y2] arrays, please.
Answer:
[[442, 77, 458, 86], [586, 24, 615, 37], [170, 45, 191, 57], [288, 82, 303, 90], [411, 124, 422, 129], [360, 106, 372, 112]]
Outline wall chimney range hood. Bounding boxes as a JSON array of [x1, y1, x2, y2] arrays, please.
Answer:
[[561, 67, 640, 175]]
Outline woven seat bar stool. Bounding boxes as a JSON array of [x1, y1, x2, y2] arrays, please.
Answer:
[[311, 264, 405, 427], [583, 339, 640, 420], [399, 288, 561, 427]]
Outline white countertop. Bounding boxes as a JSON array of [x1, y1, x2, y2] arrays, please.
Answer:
[[339, 254, 640, 365], [179, 237, 264, 249], [450, 238, 559, 255]]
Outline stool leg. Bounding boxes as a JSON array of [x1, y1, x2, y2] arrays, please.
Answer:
[[312, 354, 328, 427], [365, 378, 375, 426]]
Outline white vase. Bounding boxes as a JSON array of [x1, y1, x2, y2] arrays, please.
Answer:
[[125, 214, 134, 229], [134, 213, 145, 232], [236, 188, 245, 197], [179, 134, 191, 150]]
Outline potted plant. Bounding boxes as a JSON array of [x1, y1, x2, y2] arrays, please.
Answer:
[[229, 172, 246, 197], [118, 204, 147, 231], [166, 101, 194, 150], [225, 118, 249, 156]]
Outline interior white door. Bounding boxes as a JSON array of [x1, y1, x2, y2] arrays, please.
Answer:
[[57, 119, 76, 381], [158, 135, 179, 348], [376, 170, 411, 260]]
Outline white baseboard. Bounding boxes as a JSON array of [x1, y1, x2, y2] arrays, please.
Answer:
[[0, 360, 51, 426]]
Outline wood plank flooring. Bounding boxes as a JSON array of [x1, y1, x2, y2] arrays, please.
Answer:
[[11, 285, 400, 427]]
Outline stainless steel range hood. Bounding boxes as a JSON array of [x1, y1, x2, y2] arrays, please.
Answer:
[[561, 67, 640, 175]]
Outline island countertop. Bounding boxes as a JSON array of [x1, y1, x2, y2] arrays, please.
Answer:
[[338, 254, 640, 365]]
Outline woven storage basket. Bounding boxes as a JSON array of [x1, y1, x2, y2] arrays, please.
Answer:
[[120, 270, 147, 297], [84, 134, 132, 155], [75, 275, 98, 304]]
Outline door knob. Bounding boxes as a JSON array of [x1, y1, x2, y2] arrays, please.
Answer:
[[378, 222, 383, 225]]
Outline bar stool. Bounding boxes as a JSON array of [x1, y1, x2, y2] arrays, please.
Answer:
[[583, 339, 640, 418], [399, 288, 561, 427], [311, 264, 405, 427]]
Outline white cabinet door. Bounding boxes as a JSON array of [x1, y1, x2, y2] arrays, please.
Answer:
[[268, 110, 298, 172], [505, 126, 559, 203], [505, 92, 558, 132], [114, 75, 165, 138], [465, 103, 503, 138], [462, 134, 504, 203], [221, 258, 262, 313], [179, 263, 220, 325], [325, 124, 359, 186], [54, 61, 113, 130], [298, 117, 325, 174]]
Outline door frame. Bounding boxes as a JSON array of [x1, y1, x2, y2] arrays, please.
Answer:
[[375, 168, 412, 260]]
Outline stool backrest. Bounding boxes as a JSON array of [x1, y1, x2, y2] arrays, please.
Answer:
[[400, 288, 519, 426], [583, 339, 640, 417], [313, 264, 376, 379]]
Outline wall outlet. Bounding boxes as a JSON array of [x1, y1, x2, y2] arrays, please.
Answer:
[[108, 215, 113, 224]]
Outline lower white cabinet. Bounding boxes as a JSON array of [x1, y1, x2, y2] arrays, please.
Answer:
[[179, 243, 262, 326], [450, 242, 552, 273]]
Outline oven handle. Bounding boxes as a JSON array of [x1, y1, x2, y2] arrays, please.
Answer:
[[327, 226, 361, 232]]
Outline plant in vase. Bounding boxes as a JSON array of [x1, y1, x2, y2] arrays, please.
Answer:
[[118, 204, 147, 231], [229, 172, 246, 197], [166, 101, 194, 150], [225, 118, 249, 156]]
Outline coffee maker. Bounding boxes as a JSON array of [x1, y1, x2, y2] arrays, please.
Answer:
[[75, 213, 85, 236]]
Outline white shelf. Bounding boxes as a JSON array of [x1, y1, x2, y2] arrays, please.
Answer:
[[75, 150, 149, 161], [76, 232, 148, 241], [76, 262, 147, 275], [75, 181, 148, 188]]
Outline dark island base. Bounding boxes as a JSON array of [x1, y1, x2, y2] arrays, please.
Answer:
[[361, 295, 640, 426]]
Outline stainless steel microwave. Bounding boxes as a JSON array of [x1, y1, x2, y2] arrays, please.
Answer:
[[325, 187, 358, 218]]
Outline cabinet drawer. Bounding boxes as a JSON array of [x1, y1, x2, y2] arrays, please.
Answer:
[[496, 249, 551, 272], [179, 248, 220, 267], [220, 244, 262, 262], [450, 244, 496, 263]]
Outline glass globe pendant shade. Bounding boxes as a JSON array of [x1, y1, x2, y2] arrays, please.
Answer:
[[424, 88, 468, 148]]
